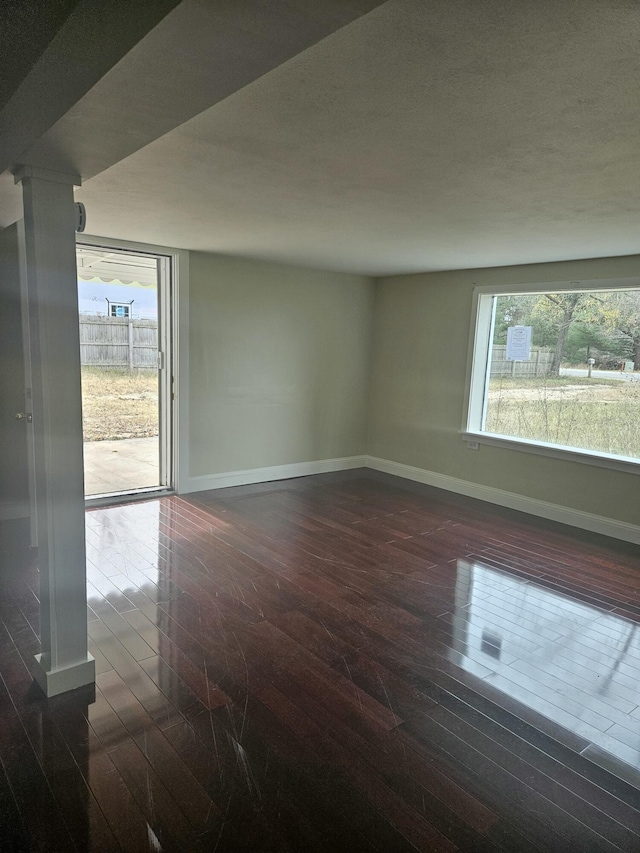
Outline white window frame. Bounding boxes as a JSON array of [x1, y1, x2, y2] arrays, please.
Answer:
[[461, 276, 640, 476], [108, 301, 132, 318]]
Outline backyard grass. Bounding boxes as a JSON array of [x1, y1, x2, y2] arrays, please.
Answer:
[[81, 367, 158, 441], [486, 376, 640, 458]]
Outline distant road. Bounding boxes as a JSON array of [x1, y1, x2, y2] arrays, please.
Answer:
[[560, 367, 638, 382]]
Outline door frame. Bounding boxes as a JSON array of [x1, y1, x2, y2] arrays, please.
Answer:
[[77, 234, 190, 500]]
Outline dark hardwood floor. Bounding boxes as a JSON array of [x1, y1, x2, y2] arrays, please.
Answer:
[[1, 470, 640, 851]]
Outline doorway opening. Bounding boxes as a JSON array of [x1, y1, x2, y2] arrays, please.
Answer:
[[76, 244, 173, 498]]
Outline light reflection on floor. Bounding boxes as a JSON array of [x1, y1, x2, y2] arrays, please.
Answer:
[[453, 559, 640, 780], [86, 499, 162, 598]]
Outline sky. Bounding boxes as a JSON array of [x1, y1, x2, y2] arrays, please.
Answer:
[[77, 279, 158, 319]]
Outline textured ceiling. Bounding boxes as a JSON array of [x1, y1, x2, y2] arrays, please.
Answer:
[[10, 0, 640, 275], [0, 0, 80, 110]]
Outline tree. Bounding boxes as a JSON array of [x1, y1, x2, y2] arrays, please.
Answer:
[[595, 290, 640, 369], [493, 295, 539, 344], [564, 322, 615, 364], [493, 289, 640, 375], [494, 294, 564, 348], [541, 293, 584, 376], [564, 318, 632, 364]]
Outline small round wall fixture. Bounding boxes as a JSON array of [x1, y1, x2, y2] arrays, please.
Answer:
[[75, 201, 86, 233]]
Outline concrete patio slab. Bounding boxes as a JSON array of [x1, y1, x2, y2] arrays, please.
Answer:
[[83, 436, 159, 496]]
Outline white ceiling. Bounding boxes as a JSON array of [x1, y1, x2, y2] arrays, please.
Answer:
[[6, 0, 640, 276]]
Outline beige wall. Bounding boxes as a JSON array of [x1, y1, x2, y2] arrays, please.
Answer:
[[188, 252, 374, 477], [368, 255, 640, 526], [5, 229, 636, 528], [0, 223, 28, 511]]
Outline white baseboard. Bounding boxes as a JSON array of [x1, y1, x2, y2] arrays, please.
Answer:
[[0, 501, 30, 522], [182, 452, 640, 544], [31, 652, 95, 698], [366, 456, 640, 546], [185, 455, 367, 494]]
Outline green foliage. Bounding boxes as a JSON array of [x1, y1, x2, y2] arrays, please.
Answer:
[[595, 290, 640, 366], [493, 295, 539, 343], [494, 290, 640, 367], [563, 322, 629, 364]]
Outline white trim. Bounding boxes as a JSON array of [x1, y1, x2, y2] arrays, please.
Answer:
[[31, 653, 95, 698], [77, 234, 190, 496], [366, 456, 640, 545], [463, 276, 640, 474], [472, 276, 640, 296], [186, 455, 367, 493], [14, 165, 81, 186], [462, 285, 492, 435], [174, 249, 189, 494], [85, 487, 174, 510], [461, 431, 640, 476], [17, 218, 38, 546], [184, 452, 640, 544], [0, 501, 30, 521], [157, 255, 172, 488]]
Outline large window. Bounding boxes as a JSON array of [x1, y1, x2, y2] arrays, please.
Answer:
[[464, 280, 640, 471]]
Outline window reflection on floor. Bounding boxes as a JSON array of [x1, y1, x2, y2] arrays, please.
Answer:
[[452, 559, 640, 776], [86, 500, 161, 606]]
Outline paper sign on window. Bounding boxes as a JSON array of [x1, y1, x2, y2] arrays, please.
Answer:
[[505, 325, 532, 361]]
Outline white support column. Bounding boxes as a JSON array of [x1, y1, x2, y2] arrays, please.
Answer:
[[14, 165, 94, 697]]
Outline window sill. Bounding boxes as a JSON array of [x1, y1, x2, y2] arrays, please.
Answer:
[[461, 431, 640, 476]]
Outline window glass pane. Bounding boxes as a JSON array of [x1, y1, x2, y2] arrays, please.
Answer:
[[482, 289, 640, 460]]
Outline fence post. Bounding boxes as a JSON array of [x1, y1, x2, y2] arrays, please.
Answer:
[[128, 320, 134, 369]]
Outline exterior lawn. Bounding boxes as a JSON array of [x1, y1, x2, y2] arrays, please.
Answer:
[[81, 367, 158, 441]]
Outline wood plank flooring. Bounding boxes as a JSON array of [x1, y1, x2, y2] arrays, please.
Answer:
[[1, 470, 640, 851]]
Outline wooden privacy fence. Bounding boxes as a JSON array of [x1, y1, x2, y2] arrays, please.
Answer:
[[79, 316, 157, 369], [490, 346, 553, 378]]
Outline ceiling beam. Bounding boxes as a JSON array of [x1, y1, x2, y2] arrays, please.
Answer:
[[0, 0, 182, 176], [3, 0, 388, 182]]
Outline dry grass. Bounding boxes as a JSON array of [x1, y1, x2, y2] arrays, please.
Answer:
[[486, 377, 640, 458], [81, 367, 158, 441]]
